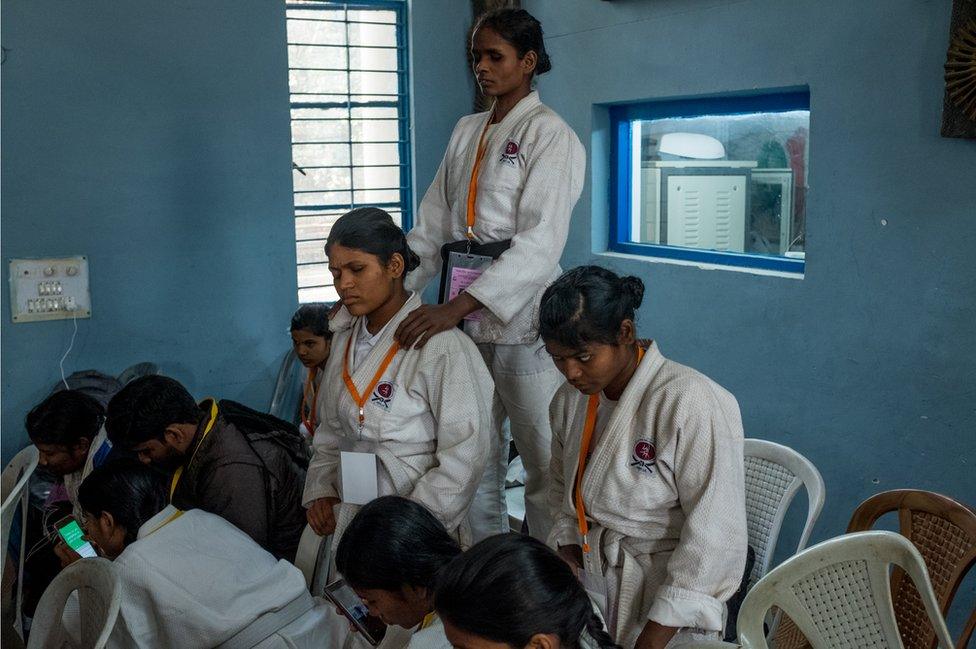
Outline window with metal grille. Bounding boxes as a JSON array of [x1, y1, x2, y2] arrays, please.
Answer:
[[286, 0, 411, 302]]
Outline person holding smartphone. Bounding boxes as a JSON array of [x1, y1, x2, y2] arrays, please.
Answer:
[[396, 8, 586, 541], [55, 461, 332, 648], [329, 495, 460, 649], [434, 534, 619, 649], [26, 390, 117, 567]]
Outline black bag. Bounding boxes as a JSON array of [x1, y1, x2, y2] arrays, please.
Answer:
[[437, 239, 511, 304], [218, 399, 310, 469]]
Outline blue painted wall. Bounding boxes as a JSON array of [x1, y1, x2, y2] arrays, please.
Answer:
[[1, 0, 474, 462], [411, 1, 475, 211], [525, 0, 976, 629]]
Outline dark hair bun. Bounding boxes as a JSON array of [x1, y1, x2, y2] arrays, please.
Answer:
[[477, 9, 551, 76], [539, 265, 644, 349], [620, 276, 644, 310], [535, 51, 552, 75], [405, 246, 421, 273], [328, 207, 419, 277]]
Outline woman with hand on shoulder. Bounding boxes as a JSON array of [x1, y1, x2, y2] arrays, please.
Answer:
[[302, 207, 493, 547], [540, 266, 747, 649], [396, 8, 586, 542]]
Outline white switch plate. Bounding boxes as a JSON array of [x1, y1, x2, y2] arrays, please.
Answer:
[[9, 256, 92, 323]]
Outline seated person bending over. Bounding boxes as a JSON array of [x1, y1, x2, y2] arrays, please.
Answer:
[[26, 390, 116, 520], [334, 495, 460, 649], [105, 375, 308, 560], [64, 461, 330, 648], [434, 534, 618, 649]]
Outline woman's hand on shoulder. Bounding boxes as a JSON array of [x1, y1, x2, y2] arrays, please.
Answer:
[[395, 293, 483, 349]]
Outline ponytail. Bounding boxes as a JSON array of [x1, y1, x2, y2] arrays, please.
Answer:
[[584, 612, 619, 649]]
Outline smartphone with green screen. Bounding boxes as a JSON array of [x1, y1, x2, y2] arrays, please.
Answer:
[[52, 515, 98, 558]]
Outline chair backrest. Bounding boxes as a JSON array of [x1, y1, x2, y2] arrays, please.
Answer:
[[848, 490, 976, 649], [116, 361, 159, 386], [737, 531, 956, 649], [27, 557, 122, 649], [743, 438, 825, 589], [293, 525, 331, 596], [1, 446, 40, 577], [269, 349, 304, 425]]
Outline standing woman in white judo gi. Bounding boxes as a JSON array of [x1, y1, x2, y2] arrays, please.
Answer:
[[303, 207, 493, 547], [540, 266, 747, 649], [395, 8, 585, 540]]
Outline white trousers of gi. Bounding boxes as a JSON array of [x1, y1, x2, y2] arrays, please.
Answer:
[[473, 340, 563, 540]]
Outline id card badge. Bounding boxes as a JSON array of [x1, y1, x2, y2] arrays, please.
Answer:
[[444, 251, 493, 322], [578, 568, 609, 620], [340, 451, 379, 505]]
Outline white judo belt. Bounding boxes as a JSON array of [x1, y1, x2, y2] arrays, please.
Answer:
[[216, 591, 315, 649]]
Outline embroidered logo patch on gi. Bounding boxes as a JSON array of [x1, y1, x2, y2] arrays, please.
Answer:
[[371, 381, 396, 410], [499, 139, 520, 166], [630, 438, 656, 474]]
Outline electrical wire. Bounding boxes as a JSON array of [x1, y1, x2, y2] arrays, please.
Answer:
[[59, 311, 78, 390]]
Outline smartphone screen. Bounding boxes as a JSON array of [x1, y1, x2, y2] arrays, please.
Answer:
[[324, 579, 386, 645], [56, 517, 98, 558]]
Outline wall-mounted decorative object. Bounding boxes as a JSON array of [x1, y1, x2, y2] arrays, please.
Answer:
[[469, 0, 521, 112], [942, 0, 976, 138]]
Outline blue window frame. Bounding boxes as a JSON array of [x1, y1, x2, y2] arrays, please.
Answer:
[[286, 0, 412, 302], [610, 89, 810, 274]]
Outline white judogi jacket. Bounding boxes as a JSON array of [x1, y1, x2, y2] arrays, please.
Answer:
[[302, 293, 493, 544], [65, 507, 330, 648], [548, 343, 747, 647], [405, 91, 585, 344]]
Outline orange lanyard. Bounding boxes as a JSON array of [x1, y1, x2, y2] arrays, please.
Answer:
[[300, 368, 319, 434], [170, 399, 219, 501], [464, 114, 494, 240], [342, 332, 400, 430], [574, 346, 645, 553]]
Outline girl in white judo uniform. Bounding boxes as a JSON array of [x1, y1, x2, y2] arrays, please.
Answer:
[[66, 461, 330, 648], [395, 9, 586, 541], [333, 496, 462, 649], [539, 267, 747, 649], [302, 207, 493, 547], [434, 534, 618, 649]]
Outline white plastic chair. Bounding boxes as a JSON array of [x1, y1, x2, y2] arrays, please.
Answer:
[[743, 439, 825, 590], [27, 557, 122, 649], [293, 525, 331, 595], [736, 530, 955, 649], [2, 446, 40, 636], [269, 348, 304, 425]]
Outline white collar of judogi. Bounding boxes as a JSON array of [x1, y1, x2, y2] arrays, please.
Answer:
[[137, 504, 183, 540]]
